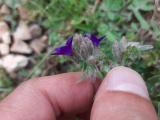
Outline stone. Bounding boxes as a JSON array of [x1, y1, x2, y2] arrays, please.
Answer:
[[0, 44, 9, 55], [29, 24, 42, 38], [0, 4, 10, 15], [41, 35, 48, 43], [0, 54, 29, 73], [30, 36, 47, 54], [0, 21, 9, 33], [17, 7, 30, 20], [11, 40, 32, 54], [13, 21, 32, 41], [1, 32, 11, 44], [0, 21, 11, 44]]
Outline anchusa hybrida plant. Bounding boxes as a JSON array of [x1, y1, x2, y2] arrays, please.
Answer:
[[52, 34, 153, 81], [52, 33, 105, 80]]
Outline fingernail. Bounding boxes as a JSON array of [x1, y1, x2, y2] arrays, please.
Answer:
[[104, 66, 150, 100]]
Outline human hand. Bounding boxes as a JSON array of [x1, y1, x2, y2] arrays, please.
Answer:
[[0, 66, 158, 120]]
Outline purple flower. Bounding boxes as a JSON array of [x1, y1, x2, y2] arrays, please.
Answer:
[[84, 33, 105, 46], [52, 36, 73, 56]]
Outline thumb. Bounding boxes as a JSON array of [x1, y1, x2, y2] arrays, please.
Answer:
[[91, 66, 158, 120]]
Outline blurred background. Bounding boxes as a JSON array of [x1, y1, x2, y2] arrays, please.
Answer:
[[0, 0, 160, 117]]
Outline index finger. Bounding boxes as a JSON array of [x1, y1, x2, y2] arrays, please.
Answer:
[[0, 72, 99, 120]]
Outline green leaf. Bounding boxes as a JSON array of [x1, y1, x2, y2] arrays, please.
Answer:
[[97, 23, 109, 34], [49, 32, 61, 46], [130, 22, 138, 31], [126, 32, 137, 41], [129, 0, 154, 11], [106, 31, 117, 42], [128, 0, 153, 30], [102, 0, 124, 11], [107, 12, 117, 21], [132, 9, 150, 30]]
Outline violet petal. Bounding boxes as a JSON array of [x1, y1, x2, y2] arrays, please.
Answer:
[[98, 35, 105, 42], [90, 34, 105, 46], [52, 36, 73, 56]]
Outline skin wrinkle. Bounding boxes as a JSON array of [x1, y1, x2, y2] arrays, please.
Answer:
[[28, 84, 56, 120], [21, 81, 56, 120], [62, 74, 94, 114], [55, 77, 77, 114], [57, 81, 75, 115], [32, 76, 62, 116], [77, 83, 95, 114], [0, 82, 33, 113], [35, 84, 61, 117], [31, 76, 70, 117], [0, 80, 56, 120], [67, 80, 94, 115], [0, 102, 21, 120], [31, 72, 95, 117]]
